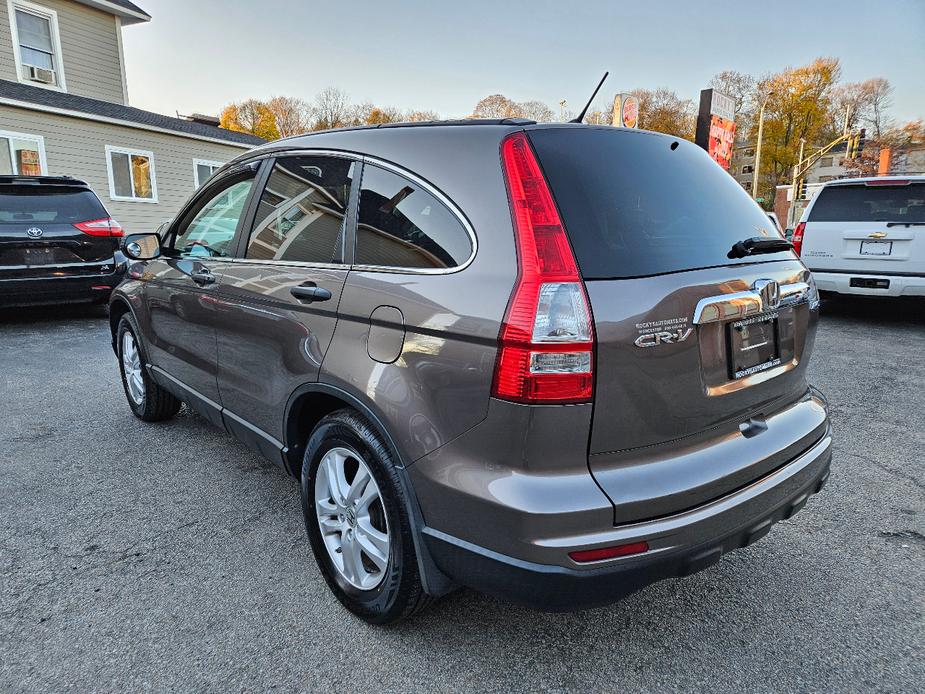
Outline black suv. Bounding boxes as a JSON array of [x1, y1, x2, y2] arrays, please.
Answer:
[[0, 176, 125, 307]]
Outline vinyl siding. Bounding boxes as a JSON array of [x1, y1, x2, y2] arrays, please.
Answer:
[[0, 104, 253, 234], [0, 0, 126, 104]]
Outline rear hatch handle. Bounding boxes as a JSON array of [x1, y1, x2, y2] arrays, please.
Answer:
[[693, 280, 809, 325]]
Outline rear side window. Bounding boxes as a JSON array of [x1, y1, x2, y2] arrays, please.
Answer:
[[356, 165, 471, 269], [0, 186, 106, 224], [808, 183, 925, 222], [246, 155, 354, 264], [528, 129, 789, 279]]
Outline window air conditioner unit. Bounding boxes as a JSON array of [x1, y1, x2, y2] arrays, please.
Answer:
[[25, 66, 56, 85]]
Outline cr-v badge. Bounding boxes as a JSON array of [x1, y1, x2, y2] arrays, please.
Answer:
[[634, 316, 693, 348]]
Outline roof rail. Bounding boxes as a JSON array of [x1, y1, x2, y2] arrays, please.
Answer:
[[273, 117, 538, 143]]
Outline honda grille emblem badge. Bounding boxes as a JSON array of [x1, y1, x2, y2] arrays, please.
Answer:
[[26, 227, 44, 238], [752, 279, 781, 310]]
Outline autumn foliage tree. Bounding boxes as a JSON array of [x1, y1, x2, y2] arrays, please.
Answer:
[[219, 99, 280, 140], [630, 88, 696, 140], [745, 57, 842, 203]]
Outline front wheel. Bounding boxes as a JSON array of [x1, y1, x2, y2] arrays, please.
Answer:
[[117, 313, 181, 422], [301, 409, 431, 624]]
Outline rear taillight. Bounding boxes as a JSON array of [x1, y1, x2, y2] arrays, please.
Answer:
[[792, 221, 806, 256], [492, 132, 594, 404], [74, 217, 123, 237]]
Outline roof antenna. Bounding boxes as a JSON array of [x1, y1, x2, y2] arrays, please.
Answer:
[[570, 71, 609, 124]]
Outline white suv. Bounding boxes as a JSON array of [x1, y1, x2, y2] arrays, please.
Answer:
[[795, 176, 925, 297]]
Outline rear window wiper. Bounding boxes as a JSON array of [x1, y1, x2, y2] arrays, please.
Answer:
[[727, 236, 793, 259], [886, 221, 925, 227]]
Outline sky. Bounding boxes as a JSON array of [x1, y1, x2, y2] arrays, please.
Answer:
[[123, 0, 925, 124]]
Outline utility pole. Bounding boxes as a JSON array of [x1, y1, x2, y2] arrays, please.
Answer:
[[752, 92, 774, 200], [789, 138, 806, 227], [842, 104, 851, 136]]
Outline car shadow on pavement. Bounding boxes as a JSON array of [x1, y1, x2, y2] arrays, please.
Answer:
[[820, 294, 924, 325], [0, 303, 108, 325]]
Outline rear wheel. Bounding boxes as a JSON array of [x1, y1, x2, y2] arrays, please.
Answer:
[[117, 313, 181, 422], [301, 409, 431, 624]]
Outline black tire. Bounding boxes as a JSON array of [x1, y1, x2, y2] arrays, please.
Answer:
[[301, 409, 432, 625], [116, 313, 181, 422]]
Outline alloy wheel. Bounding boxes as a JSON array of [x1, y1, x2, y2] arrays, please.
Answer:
[[121, 331, 145, 405], [314, 447, 390, 590]]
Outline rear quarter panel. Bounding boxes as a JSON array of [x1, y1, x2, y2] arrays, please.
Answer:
[[316, 126, 519, 464]]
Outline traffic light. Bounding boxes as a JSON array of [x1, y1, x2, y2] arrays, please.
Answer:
[[798, 179, 808, 199], [847, 128, 867, 160]]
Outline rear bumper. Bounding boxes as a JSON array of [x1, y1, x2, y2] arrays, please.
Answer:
[[0, 264, 125, 307], [422, 423, 832, 611], [811, 270, 925, 297]]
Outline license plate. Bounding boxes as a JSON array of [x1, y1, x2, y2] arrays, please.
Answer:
[[860, 240, 892, 255], [24, 248, 54, 265], [728, 312, 781, 380]]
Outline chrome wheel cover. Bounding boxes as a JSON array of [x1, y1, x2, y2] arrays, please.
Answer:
[[314, 447, 390, 590], [121, 331, 144, 405]]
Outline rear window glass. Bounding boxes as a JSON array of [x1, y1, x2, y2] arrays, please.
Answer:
[[808, 182, 925, 222], [528, 128, 790, 279], [0, 186, 106, 224]]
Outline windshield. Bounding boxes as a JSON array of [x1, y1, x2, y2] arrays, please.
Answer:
[[808, 182, 925, 223], [528, 128, 790, 279]]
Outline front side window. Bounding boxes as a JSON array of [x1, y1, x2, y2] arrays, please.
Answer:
[[106, 146, 157, 202], [355, 165, 471, 269], [13, 3, 64, 89], [194, 160, 223, 188], [174, 177, 255, 258], [0, 130, 46, 175], [245, 155, 353, 264]]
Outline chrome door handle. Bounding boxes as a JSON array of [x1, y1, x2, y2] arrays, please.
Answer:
[[290, 284, 332, 302]]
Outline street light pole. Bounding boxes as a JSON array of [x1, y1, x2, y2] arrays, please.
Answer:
[[752, 92, 773, 200]]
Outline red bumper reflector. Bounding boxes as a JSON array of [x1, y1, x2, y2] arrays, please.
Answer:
[[569, 542, 650, 563]]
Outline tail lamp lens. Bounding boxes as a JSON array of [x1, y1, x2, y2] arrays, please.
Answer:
[[493, 132, 594, 404], [74, 217, 123, 237], [792, 221, 806, 256]]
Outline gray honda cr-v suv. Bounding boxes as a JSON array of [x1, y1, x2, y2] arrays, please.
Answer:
[[110, 119, 832, 624]]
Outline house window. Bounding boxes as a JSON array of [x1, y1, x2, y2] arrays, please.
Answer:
[[744, 149, 755, 158], [193, 159, 223, 188], [0, 130, 46, 175], [819, 157, 833, 167], [10, 0, 66, 90], [105, 146, 158, 202], [741, 165, 754, 174]]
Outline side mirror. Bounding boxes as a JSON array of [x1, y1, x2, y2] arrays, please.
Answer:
[[122, 232, 162, 260]]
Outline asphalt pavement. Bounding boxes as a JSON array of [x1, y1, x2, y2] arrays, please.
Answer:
[[0, 297, 923, 693]]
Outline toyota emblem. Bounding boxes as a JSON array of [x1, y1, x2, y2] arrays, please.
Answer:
[[26, 227, 44, 238]]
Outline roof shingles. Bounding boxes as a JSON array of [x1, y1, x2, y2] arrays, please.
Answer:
[[0, 79, 265, 147]]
